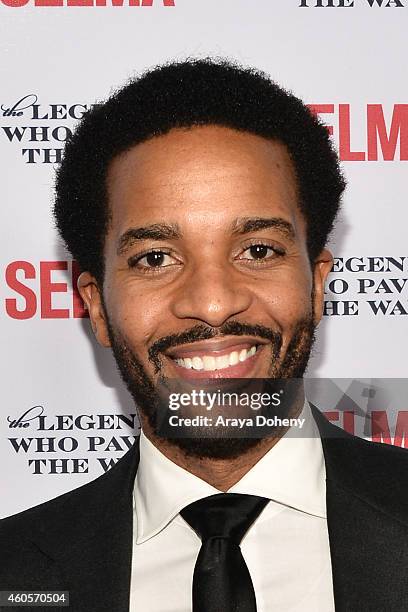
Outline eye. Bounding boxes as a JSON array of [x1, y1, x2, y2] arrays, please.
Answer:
[[238, 243, 285, 262], [128, 249, 178, 271]]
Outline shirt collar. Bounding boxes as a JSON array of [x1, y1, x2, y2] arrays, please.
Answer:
[[134, 431, 218, 543], [134, 400, 326, 544]]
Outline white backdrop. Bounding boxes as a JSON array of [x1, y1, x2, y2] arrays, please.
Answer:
[[1, 0, 407, 518]]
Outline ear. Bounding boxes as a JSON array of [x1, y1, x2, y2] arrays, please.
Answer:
[[77, 272, 111, 347], [312, 249, 333, 325]]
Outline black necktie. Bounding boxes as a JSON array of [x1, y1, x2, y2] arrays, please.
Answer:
[[180, 493, 269, 612]]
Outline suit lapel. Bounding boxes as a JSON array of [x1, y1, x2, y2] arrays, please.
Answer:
[[29, 440, 140, 612], [325, 478, 408, 611], [312, 406, 408, 611]]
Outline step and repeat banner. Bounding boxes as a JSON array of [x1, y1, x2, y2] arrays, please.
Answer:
[[1, 0, 407, 518]]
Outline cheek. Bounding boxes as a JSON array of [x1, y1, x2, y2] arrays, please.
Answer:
[[254, 274, 313, 329], [104, 280, 166, 353]]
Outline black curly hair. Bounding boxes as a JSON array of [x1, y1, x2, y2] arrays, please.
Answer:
[[54, 58, 345, 285]]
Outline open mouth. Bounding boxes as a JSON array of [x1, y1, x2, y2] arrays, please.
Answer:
[[163, 337, 268, 379], [174, 345, 258, 372]]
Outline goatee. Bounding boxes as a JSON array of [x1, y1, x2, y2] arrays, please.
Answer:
[[105, 312, 316, 460]]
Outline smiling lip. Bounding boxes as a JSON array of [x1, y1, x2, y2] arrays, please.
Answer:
[[163, 336, 270, 379], [164, 336, 269, 358]]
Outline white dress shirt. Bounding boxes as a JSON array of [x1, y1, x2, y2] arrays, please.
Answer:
[[130, 401, 335, 611]]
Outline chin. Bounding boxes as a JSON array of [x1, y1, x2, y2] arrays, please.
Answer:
[[158, 435, 269, 460]]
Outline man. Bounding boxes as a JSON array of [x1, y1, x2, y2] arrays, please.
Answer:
[[1, 59, 408, 612]]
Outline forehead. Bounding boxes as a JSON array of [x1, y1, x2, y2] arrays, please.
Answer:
[[106, 125, 302, 238]]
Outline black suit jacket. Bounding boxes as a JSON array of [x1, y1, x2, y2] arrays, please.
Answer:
[[1, 407, 408, 612]]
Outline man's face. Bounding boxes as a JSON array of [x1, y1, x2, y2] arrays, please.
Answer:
[[79, 126, 332, 456]]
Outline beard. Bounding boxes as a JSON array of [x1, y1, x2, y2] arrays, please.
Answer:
[[105, 312, 316, 460]]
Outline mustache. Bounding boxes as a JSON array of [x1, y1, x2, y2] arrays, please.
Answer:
[[148, 320, 283, 373]]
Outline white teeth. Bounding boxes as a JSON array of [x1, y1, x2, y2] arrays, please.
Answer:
[[229, 351, 239, 366], [174, 345, 258, 371], [239, 349, 247, 362], [215, 354, 230, 370], [202, 356, 216, 371], [191, 356, 204, 370]]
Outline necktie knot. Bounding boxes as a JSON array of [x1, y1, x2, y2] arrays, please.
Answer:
[[180, 493, 269, 545]]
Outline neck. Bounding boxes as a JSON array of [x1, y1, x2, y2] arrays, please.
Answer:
[[140, 390, 305, 491], [144, 432, 281, 491]]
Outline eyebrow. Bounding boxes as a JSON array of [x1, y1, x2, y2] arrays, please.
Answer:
[[117, 216, 296, 257], [231, 217, 296, 241], [117, 223, 181, 256]]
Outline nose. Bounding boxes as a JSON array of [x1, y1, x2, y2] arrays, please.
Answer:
[[170, 262, 253, 327]]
